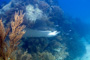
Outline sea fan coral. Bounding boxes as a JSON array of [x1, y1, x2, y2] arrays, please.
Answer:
[[0, 11, 25, 60]]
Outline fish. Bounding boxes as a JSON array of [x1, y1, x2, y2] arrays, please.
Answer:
[[23, 28, 60, 37]]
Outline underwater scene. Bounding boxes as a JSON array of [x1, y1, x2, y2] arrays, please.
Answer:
[[0, 0, 90, 60]]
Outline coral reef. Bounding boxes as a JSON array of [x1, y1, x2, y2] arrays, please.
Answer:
[[12, 49, 55, 60], [0, 0, 64, 30], [0, 11, 25, 60], [21, 36, 69, 60], [0, 0, 86, 60]]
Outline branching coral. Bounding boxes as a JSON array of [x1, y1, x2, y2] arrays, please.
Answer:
[[11, 49, 32, 60], [0, 11, 25, 60], [31, 52, 56, 60]]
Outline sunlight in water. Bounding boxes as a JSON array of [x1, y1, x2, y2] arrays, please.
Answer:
[[48, 31, 59, 36]]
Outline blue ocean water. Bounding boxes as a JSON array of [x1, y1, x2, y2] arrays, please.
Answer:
[[0, 0, 90, 60], [58, 0, 90, 40], [0, 0, 10, 5], [58, 0, 90, 24]]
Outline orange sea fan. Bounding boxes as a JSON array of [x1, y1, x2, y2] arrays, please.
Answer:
[[0, 11, 25, 60]]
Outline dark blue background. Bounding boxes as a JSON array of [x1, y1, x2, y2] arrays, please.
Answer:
[[0, 0, 10, 5], [58, 0, 90, 24]]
